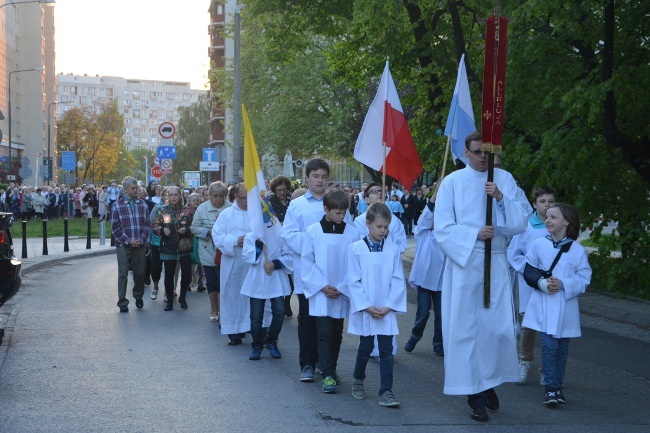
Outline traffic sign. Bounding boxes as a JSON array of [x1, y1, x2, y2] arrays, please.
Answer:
[[161, 159, 173, 174], [151, 165, 163, 179], [157, 146, 176, 160], [199, 161, 220, 171], [203, 148, 216, 162], [158, 121, 176, 139], [160, 138, 174, 146]]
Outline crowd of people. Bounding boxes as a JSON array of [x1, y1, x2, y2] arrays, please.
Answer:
[[105, 131, 591, 422], [0, 181, 120, 220]]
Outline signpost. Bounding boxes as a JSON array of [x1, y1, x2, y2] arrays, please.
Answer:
[[199, 161, 220, 171], [161, 159, 173, 174], [158, 121, 176, 139]]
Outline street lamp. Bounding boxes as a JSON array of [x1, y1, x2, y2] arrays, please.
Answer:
[[47, 100, 71, 184], [7, 66, 44, 175], [0, 1, 55, 9]]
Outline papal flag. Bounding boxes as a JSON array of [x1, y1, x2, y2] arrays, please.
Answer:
[[444, 53, 476, 165], [242, 104, 278, 245]]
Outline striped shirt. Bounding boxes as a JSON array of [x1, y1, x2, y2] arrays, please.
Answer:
[[110, 196, 151, 246]]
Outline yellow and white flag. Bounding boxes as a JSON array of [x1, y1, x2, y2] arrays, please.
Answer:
[[242, 104, 277, 244]]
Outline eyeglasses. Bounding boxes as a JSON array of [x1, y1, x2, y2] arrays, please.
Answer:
[[468, 149, 489, 156], [368, 189, 382, 195]]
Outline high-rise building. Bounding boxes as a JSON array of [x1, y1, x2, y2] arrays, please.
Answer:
[[0, 1, 56, 187], [56, 74, 206, 153]]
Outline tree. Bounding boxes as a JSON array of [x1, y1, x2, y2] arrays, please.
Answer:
[[175, 95, 211, 177], [57, 101, 125, 185]]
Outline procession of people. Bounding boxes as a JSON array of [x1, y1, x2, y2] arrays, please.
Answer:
[[107, 130, 591, 421]]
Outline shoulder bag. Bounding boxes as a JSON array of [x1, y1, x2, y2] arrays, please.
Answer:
[[523, 242, 572, 290]]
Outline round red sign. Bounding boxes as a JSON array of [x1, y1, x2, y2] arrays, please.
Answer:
[[151, 165, 164, 179]]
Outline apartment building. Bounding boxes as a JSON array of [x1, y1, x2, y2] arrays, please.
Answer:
[[0, 1, 56, 187], [56, 74, 206, 152]]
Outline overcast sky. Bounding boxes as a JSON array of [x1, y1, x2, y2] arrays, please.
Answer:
[[55, 0, 210, 89]]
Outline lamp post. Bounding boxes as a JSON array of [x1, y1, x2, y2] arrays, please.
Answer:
[[7, 66, 44, 175]]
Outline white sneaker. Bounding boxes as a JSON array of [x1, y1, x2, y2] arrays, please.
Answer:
[[518, 359, 530, 384], [150, 289, 158, 300]]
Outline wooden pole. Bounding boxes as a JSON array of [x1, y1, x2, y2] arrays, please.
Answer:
[[484, 153, 494, 308], [434, 135, 452, 196]]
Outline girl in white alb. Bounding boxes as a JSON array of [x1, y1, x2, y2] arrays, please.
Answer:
[[522, 203, 591, 408]]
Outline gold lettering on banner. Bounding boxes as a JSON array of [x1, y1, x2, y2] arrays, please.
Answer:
[[494, 80, 504, 126]]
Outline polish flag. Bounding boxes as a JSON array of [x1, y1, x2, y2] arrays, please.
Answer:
[[354, 62, 423, 191]]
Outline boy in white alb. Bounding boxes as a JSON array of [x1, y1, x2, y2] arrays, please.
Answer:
[[302, 190, 359, 393], [242, 199, 292, 361], [348, 203, 407, 408]]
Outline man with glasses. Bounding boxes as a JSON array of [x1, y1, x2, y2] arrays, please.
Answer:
[[434, 131, 530, 422]]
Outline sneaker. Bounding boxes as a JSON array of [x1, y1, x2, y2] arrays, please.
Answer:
[[249, 346, 263, 360], [518, 359, 531, 384], [556, 389, 566, 404], [321, 376, 337, 394], [351, 379, 365, 400], [433, 344, 444, 356], [135, 299, 144, 309], [300, 365, 314, 382], [404, 337, 418, 353], [378, 391, 401, 408], [544, 391, 559, 407], [265, 341, 282, 359], [150, 289, 158, 300], [333, 371, 342, 385], [470, 405, 489, 422]]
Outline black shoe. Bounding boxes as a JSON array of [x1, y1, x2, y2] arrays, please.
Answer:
[[544, 391, 559, 408], [228, 339, 242, 346], [485, 388, 499, 410], [470, 405, 489, 422], [197, 285, 206, 293], [119, 306, 129, 313], [179, 298, 188, 309], [136, 299, 144, 309], [164, 301, 173, 311]]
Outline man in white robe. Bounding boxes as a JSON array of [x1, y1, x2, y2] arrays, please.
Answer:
[[212, 183, 252, 345], [434, 131, 530, 422]]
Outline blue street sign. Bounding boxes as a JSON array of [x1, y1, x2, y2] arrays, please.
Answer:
[[157, 146, 177, 160], [61, 151, 76, 171], [203, 148, 216, 162]]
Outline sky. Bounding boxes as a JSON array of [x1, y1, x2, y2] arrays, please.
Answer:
[[55, 0, 210, 90]]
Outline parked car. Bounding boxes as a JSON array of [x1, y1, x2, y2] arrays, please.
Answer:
[[0, 212, 21, 307]]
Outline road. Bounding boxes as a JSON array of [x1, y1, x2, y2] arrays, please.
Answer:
[[0, 254, 648, 433]]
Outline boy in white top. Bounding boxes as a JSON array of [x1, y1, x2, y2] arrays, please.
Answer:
[[348, 203, 407, 408], [302, 190, 359, 394], [242, 202, 293, 361]]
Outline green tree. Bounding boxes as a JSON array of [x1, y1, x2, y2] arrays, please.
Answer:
[[175, 95, 211, 177]]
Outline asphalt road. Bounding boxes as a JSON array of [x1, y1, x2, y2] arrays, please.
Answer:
[[0, 255, 648, 433]]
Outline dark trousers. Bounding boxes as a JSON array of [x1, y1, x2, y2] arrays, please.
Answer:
[[116, 246, 146, 308], [402, 215, 413, 235], [203, 265, 220, 294], [163, 255, 192, 301], [410, 287, 443, 345], [250, 296, 285, 348], [297, 293, 318, 369], [353, 335, 394, 395], [315, 316, 344, 378], [149, 245, 162, 283]]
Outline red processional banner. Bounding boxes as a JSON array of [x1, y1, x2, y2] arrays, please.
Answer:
[[481, 15, 508, 153]]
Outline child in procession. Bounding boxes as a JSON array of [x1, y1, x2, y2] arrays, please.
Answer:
[[301, 190, 359, 393], [522, 203, 591, 408], [347, 203, 407, 408], [507, 186, 557, 383]]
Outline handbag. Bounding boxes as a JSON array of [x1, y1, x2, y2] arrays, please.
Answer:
[[178, 236, 194, 254], [523, 241, 572, 289]]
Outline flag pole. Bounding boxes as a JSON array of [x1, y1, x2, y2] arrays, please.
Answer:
[[434, 135, 452, 196], [382, 142, 387, 201]]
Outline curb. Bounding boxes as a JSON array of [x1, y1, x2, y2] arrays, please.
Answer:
[[20, 248, 116, 275]]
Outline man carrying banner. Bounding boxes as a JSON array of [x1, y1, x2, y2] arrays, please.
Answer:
[[434, 131, 529, 421]]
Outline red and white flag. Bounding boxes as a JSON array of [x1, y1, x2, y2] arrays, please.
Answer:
[[354, 61, 423, 191]]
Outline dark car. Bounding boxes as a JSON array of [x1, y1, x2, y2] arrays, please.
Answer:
[[0, 212, 22, 307]]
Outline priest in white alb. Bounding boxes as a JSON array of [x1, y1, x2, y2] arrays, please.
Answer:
[[434, 131, 530, 422]]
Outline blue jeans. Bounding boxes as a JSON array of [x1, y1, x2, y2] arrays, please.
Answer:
[[353, 335, 394, 395], [410, 287, 442, 345], [540, 332, 570, 391], [250, 296, 285, 348]]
